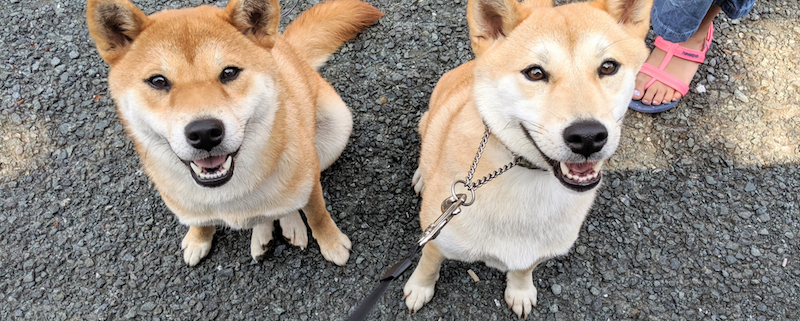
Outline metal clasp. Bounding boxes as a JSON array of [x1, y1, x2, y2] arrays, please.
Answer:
[[417, 193, 467, 247]]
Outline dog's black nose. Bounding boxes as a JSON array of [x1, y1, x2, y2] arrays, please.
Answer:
[[562, 120, 607, 158], [185, 119, 225, 151]]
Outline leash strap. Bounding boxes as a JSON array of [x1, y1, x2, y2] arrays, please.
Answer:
[[346, 195, 464, 320], [346, 244, 420, 321]]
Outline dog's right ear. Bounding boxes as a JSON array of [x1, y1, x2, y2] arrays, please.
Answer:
[[589, 0, 653, 39], [467, 0, 531, 56], [223, 0, 281, 49], [86, 0, 150, 65]]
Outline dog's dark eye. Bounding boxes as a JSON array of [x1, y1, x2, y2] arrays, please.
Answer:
[[522, 66, 548, 82], [220, 67, 241, 83], [598, 60, 619, 76], [146, 75, 171, 91]]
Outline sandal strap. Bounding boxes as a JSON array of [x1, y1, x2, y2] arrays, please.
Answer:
[[639, 63, 690, 96], [653, 22, 714, 64]]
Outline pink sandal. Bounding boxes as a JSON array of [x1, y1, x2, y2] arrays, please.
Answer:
[[629, 23, 714, 113]]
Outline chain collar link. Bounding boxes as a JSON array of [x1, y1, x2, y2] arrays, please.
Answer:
[[418, 125, 544, 246]]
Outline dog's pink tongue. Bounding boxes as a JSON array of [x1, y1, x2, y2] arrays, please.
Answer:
[[566, 162, 595, 175], [193, 155, 227, 168]]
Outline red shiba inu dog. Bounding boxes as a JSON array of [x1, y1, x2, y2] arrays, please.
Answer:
[[87, 0, 382, 266], [403, 0, 651, 317]]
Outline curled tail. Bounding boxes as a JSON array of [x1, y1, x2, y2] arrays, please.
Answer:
[[283, 0, 383, 70]]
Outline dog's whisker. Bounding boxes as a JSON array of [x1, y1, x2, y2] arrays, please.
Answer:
[[521, 120, 548, 134]]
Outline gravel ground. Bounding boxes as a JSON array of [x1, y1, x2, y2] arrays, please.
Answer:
[[1, 0, 798, 320]]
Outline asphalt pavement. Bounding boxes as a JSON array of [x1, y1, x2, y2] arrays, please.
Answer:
[[1, 0, 798, 320]]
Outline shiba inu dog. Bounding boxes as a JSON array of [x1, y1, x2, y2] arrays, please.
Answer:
[[86, 0, 382, 267], [403, 0, 651, 317]]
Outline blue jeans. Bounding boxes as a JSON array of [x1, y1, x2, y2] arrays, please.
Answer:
[[651, 0, 756, 43]]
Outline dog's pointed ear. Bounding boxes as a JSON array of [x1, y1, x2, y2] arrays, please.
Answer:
[[467, 0, 531, 56], [223, 0, 281, 49], [86, 0, 150, 65], [589, 0, 653, 39]]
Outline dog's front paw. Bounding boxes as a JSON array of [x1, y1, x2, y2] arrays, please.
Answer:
[[403, 278, 435, 313], [280, 212, 308, 249], [250, 222, 276, 262], [504, 284, 538, 319], [316, 228, 351, 266], [181, 227, 215, 267]]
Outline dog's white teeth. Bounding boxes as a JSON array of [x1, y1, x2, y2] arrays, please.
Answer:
[[191, 155, 233, 181], [222, 155, 232, 170], [560, 162, 570, 175], [190, 162, 203, 175], [592, 161, 604, 172], [196, 167, 228, 180], [561, 162, 600, 183]]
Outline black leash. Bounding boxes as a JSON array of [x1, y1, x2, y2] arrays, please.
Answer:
[[346, 193, 466, 320], [346, 244, 420, 321]]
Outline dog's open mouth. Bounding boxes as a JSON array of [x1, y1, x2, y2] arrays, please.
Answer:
[[554, 161, 603, 192], [520, 123, 603, 192], [183, 152, 236, 187]]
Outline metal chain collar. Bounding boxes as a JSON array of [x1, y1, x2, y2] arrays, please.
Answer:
[[459, 126, 523, 203], [349, 126, 539, 320], [418, 125, 525, 246]]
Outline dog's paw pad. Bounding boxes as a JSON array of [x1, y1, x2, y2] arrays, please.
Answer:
[[280, 212, 309, 249], [504, 285, 538, 319], [181, 237, 212, 267], [318, 231, 351, 266], [403, 280, 435, 313]]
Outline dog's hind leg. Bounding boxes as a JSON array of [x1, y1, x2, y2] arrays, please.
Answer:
[[314, 79, 353, 171], [250, 221, 276, 262], [279, 211, 309, 249], [181, 226, 215, 267], [411, 112, 430, 195], [303, 180, 352, 266], [504, 262, 541, 319], [411, 167, 425, 195], [403, 242, 445, 313]]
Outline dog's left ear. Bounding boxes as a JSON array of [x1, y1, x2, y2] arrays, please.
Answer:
[[223, 0, 281, 49], [467, 0, 532, 56], [590, 0, 653, 39]]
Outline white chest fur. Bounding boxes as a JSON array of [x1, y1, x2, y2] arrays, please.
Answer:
[[432, 167, 597, 272]]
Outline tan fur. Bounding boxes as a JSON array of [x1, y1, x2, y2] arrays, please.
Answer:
[[87, 0, 381, 267], [284, 0, 384, 70], [405, 0, 651, 317]]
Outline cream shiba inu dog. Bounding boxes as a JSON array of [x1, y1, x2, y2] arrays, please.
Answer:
[[403, 0, 651, 317], [87, 0, 382, 266]]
